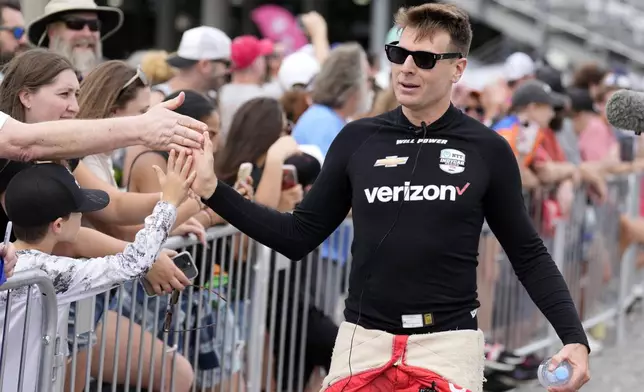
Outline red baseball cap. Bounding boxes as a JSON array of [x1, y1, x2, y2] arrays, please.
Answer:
[[231, 35, 274, 70]]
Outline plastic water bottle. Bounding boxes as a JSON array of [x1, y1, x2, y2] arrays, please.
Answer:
[[537, 358, 572, 388]]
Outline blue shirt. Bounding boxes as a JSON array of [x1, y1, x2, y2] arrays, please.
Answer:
[[292, 104, 346, 156], [292, 104, 350, 263]]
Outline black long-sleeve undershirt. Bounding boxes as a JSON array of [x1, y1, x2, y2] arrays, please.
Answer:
[[204, 105, 589, 351]]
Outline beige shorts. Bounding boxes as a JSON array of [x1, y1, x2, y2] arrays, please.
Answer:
[[321, 322, 485, 392]]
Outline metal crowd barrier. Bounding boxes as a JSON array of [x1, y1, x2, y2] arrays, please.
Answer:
[[1, 174, 643, 391], [0, 269, 58, 392]]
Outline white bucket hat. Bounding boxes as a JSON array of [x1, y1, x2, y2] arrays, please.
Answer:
[[27, 0, 124, 47]]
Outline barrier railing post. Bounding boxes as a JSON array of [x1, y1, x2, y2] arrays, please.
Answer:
[[549, 216, 568, 355], [617, 173, 640, 346], [246, 244, 272, 392]]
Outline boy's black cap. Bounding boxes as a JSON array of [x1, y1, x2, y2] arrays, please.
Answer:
[[5, 163, 110, 226]]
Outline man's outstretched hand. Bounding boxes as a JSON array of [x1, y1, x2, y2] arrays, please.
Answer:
[[138, 92, 207, 152], [191, 132, 219, 199]]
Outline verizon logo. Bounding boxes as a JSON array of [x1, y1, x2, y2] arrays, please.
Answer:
[[364, 182, 470, 203]]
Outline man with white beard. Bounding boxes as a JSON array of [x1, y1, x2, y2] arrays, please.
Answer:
[[26, 0, 122, 77]]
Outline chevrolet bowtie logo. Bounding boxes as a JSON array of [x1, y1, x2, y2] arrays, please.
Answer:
[[374, 156, 409, 168]]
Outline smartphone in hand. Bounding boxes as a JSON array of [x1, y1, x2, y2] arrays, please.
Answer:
[[282, 164, 298, 190], [141, 251, 199, 297], [237, 162, 253, 185]]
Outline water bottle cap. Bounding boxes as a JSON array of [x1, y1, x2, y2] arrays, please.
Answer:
[[554, 366, 569, 381]]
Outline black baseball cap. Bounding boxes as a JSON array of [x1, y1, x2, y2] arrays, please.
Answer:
[[5, 163, 110, 227], [536, 65, 564, 94], [567, 87, 597, 114], [511, 80, 568, 110]]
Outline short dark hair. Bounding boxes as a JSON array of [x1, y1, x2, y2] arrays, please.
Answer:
[[394, 3, 473, 57], [12, 215, 69, 243], [0, 1, 21, 24], [12, 224, 50, 243], [164, 90, 216, 119], [0, 1, 20, 11]]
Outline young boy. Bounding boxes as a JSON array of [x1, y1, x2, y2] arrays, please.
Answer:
[[0, 150, 195, 392]]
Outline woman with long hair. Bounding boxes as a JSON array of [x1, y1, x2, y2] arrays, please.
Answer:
[[0, 50, 196, 392], [77, 60, 205, 242], [216, 97, 305, 212], [216, 98, 336, 392]]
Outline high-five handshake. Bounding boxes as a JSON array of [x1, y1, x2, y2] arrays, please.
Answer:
[[190, 132, 221, 200], [187, 130, 294, 200], [157, 130, 247, 204]]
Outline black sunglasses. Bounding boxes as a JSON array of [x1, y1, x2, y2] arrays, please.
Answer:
[[163, 289, 180, 332], [385, 41, 463, 70], [162, 285, 228, 333], [62, 17, 101, 32], [0, 26, 24, 40]]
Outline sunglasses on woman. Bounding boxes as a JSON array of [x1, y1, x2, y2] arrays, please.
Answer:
[[122, 65, 149, 91], [385, 41, 463, 70]]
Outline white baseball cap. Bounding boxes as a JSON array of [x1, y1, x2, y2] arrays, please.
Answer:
[[167, 26, 232, 68], [503, 52, 535, 82], [278, 51, 320, 91]]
